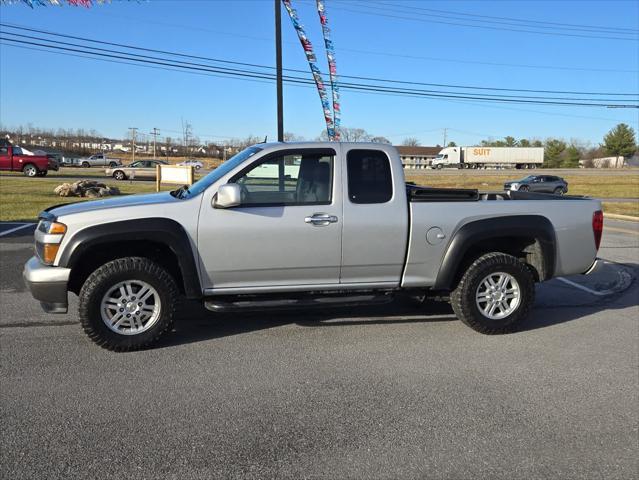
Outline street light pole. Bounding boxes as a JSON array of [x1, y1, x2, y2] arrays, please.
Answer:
[[275, 0, 284, 142]]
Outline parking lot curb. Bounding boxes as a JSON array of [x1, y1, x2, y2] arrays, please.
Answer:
[[606, 213, 639, 222]]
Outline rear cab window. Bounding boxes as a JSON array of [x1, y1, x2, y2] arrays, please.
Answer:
[[346, 149, 393, 204]]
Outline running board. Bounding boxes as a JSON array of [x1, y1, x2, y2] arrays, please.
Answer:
[[204, 292, 394, 313]]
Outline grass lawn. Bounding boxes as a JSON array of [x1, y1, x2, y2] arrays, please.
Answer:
[[0, 177, 159, 222], [602, 202, 639, 217], [1, 170, 638, 222]]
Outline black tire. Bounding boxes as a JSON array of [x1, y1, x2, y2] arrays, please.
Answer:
[[450, 252, 535, 334], [79, 257, 178, 351], [518, 185, 529, 192], [81, 162, 90, 168], [109, 161, 118, 168], [23, 164, 38, 177], [113, 170, 126, 180], [553, 187, 564, 195], [436, 164, 443, 170]]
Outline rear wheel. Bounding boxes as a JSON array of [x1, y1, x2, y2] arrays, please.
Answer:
[[79, 257, 178, 351], [81, 162, 90, 168], [450, 252, 535, 334], [23, 164, 38, 177], [109, 161, 118, 168]]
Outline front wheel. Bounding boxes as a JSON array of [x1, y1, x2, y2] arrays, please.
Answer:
[[79, 257, 178, 351], [553, 187, 565, 196], [518, 185, 529, 192], [23, 164, 38, 177], [450, 252, 535, 334], [113, 170, 126, 180]]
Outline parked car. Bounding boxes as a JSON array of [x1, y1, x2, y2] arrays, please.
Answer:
[[0, 142, 59, 176], [79, 153, 123, 168], [504, 175, 568, 195], [177, 159, 204, 170], [23, 142, 603, 351], [106, 160, 168, 180]]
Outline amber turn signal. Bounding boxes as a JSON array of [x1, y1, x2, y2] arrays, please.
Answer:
[[49, 222, 67, 234], [42, 243, 61, 264]]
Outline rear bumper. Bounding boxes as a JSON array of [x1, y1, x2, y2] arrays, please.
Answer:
[[23, 256, 70, 313], [582, 258, 603, 276]]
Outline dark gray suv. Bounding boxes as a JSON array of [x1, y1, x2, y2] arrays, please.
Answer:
[[504, 175, 568, 195]]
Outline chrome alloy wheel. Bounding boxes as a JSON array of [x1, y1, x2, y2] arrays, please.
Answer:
[[475, 272, 521, 320], [100, 280, 161, 335]]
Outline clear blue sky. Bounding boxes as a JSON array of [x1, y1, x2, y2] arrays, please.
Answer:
[[0, 0, 637, 147]]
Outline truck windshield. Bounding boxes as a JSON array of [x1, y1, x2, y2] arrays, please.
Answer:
[[180, 145, 263, 198]]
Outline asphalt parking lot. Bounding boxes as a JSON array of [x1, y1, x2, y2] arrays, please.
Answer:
[[1, 220, 637, 479]]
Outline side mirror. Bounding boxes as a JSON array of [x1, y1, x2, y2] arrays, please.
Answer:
[[214, 183, 241, 208]]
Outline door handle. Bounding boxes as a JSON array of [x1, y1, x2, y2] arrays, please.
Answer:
[[305, 213, 338, 226]]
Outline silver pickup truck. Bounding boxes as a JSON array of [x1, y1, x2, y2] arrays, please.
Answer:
[[23, 142, 604, 351], [79, 153, 122, 168]]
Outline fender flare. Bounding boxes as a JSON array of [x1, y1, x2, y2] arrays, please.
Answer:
[[433, 215, 556, 290], [59, 218, 201, 298]]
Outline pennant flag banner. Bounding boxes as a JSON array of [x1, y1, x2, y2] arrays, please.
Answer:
[[282, 0, 337, 140], [316, 0, 340, 141], [1, 0, 113, 7]]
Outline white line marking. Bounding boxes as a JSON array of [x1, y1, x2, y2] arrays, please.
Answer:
[[0, 223, 35, 237], [556, 277, 616, 296]]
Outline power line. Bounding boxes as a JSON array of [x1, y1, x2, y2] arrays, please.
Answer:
[[339, 0, 639, 35], [1, 41, 632, 125], [16, 14, 634, 75], [301, 1, 638, 41], [1, 23, 637, 97], [360, 0, 639, 34], [1, 35, 636, 108]]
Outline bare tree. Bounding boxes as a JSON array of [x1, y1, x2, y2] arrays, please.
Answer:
[[284, 132, 305, 142], [402, 137, 420, 147]]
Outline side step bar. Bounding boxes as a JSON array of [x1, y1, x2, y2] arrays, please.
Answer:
[[204, 292, 394, 313]]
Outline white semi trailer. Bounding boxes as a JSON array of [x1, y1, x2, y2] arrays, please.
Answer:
[[431, 146, 544, 170]]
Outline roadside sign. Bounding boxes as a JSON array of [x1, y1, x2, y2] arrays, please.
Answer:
[[156, 164, 194, 192]]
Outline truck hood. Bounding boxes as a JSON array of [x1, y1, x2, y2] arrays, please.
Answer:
[[47, 191, 179, 218]]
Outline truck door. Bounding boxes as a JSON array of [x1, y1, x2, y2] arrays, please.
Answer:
[[340, 148, 409, 285], [198, 147, 343, 291], [0, 146, 10, 171]]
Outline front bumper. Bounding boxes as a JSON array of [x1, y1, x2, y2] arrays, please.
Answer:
[[23, 256, 71, 313]]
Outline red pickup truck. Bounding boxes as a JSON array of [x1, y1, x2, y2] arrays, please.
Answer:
[[0, 143, 59, 176]]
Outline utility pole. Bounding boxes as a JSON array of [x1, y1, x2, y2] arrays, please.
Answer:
[[128, 127, 138, 162], [443, 128, 448, 147], [149, 128, 160, 159], [275, 0, 284, 142]]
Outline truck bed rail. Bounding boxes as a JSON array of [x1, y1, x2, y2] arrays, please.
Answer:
[[407, 184, 479, 202]]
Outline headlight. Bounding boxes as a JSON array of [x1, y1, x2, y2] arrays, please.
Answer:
[[35, 220, 67, 265]]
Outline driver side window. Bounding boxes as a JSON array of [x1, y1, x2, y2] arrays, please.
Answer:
[[232, 150, 334, 206]]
